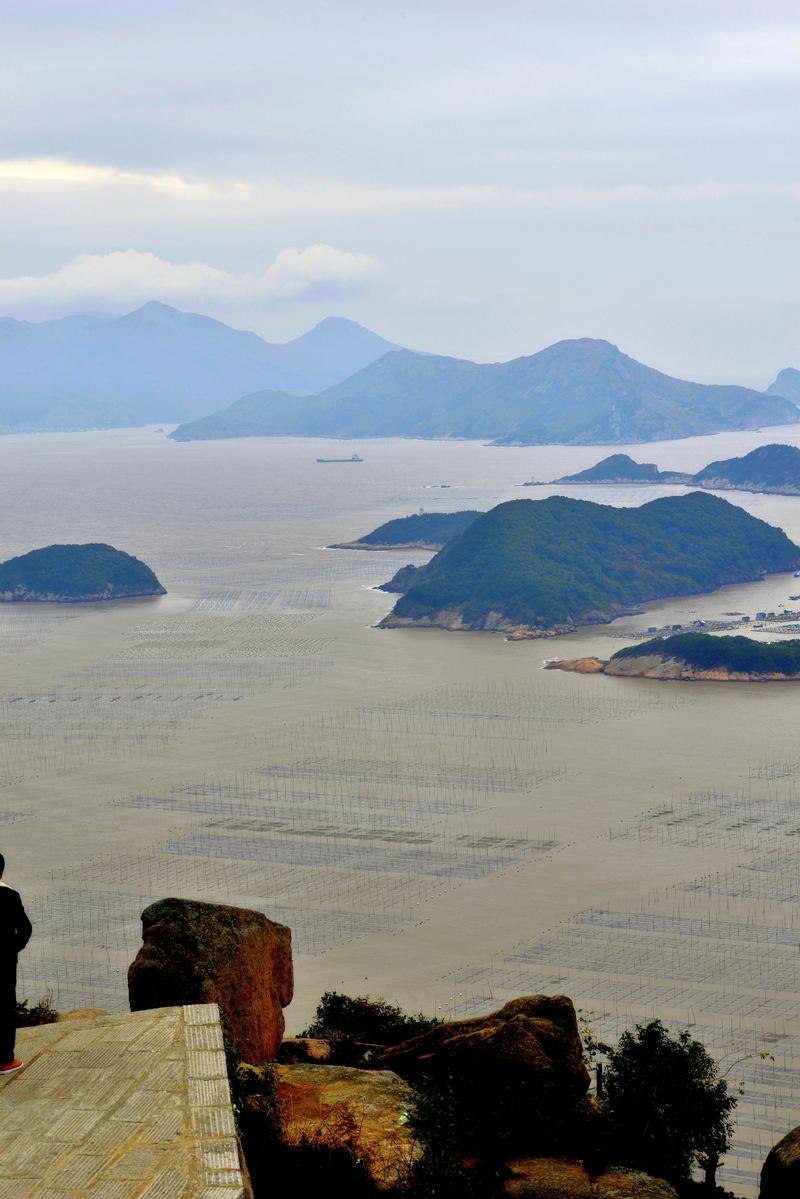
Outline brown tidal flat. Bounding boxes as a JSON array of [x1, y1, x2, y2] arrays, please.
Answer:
[[3, 425, 800, 1194]]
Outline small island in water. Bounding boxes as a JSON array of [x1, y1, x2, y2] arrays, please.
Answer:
[[379, 492, 800, 636], [543, 453, 691, 485], [533, 444, 800, 496], [0, 543, 166, 603], [330, 509, 481, 551], [547, 633, 800, 681]]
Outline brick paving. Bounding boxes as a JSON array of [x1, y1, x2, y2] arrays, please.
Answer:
[[0, 1004, 246, 1199]]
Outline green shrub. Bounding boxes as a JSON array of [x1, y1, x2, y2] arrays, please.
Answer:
[[601, 1020, 736, 1188], [16, 995, 59, 1026], [300, 991, 440, 1047], [402, 1072, 489, 1199]]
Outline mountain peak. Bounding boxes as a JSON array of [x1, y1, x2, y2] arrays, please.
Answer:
[[122, 301, 184, 323], [551, 337, 621, 354]]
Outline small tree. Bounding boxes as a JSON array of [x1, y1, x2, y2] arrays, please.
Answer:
[[602, 1020, 736, 1189], [300, 991, 440, 1047]]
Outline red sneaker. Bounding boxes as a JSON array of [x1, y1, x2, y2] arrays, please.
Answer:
[[0, 1059, 24, 1075]]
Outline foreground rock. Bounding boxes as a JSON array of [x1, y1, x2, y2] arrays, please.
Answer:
[[128, 897, 293, 1063], [275, 1062, 416, 1189], [504, 1157, 678, 1198], [278, 1036, 333, 1064], [760, 1124, 800, 1197], [375, 995, 589, 1120]]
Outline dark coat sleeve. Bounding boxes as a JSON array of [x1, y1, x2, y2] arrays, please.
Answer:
[[14, 894, 32, 953]]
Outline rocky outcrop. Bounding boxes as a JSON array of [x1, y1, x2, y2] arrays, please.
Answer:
[[548, 653, 800, 681], [278, 1037, 333, 1064], [547, 653, 800, 682], [760, 1124, 800, 1197], [275, 1062, 416, 1189], [606, 654, 800, 681], [374, 995, 589, 1119], [545, 657, 606, 674], [128, 898, 293, 1063], [504, 1157, 678, 1198], [380, 608, 586, 638]]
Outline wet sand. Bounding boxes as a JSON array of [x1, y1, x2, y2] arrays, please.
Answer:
[[3, 423, 800, 1193]]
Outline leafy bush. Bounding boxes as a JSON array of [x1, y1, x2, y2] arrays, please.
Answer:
[[601, 1020, 736, 1188], [300, 991, 440, 1047], [16, 995, 59, 1026], [278, 1106, 379, 1198], [402, 1071, 497, 1199]]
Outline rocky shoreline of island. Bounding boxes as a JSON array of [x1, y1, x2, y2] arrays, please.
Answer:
[[546, 633, 800, 682]]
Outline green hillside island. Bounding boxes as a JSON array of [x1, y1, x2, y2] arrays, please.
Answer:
[[548, 634, 800, 681], [540, 444, 800, 496], [378, 492, 800, 636], [330, 510, 482, 551], [613, 633, 800, 675], [691, 443, 800, 495], [0, 543, 166, 602], [168, 338, 799, 446], [546, 453, 691, 484]]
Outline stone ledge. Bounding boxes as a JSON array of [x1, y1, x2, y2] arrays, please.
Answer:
[[0, 1003, 246, 1199]]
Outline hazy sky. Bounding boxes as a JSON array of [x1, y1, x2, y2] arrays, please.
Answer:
[[2, 0, 799, 385]]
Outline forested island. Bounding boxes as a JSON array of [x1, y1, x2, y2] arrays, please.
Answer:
[[544, 453, 691, 484], [0, 543, 166, 602], [330, 510, 481, 551], [379, 493, 800, 636], [691, 443, 800, 495], [547, 633, 800, 681], [542, 443, 800, 496]]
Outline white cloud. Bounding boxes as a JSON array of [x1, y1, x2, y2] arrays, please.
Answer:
[[0, 156, 792, 218], [0, 245, 381, 316]]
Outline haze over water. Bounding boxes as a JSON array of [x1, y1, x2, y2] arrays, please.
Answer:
[[4, 424, 800, 1194]]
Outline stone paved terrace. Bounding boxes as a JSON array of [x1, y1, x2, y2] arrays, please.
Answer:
[[0, 1003, 247, 1199]]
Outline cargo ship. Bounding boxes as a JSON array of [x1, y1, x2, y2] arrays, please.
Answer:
[[316, 453, 364, 463]]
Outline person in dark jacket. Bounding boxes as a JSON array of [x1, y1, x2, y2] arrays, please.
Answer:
[[0, 852, 32, 1074]]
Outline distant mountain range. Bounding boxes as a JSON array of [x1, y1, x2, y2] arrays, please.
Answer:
[[2, 303, 799, 445], [766, 368, 800, 405], [0, 303, 399, 432], [171, 338, 799, 446], [547, 444, 800, 496]]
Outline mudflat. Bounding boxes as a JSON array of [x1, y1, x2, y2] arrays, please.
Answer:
[[3, 424, 800, 1195]]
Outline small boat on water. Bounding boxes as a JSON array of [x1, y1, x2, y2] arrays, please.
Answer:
[[316, 453, 364, 463]]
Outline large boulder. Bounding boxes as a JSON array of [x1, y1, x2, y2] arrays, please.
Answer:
[[278, 1037, 334, 1065], [374, 995, 590, 1121], [275, 1062, 416, 1189], [761, 1125, 800, 1197], [128, 897, 292, 1063], [504, 1157, 678, 1198]]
